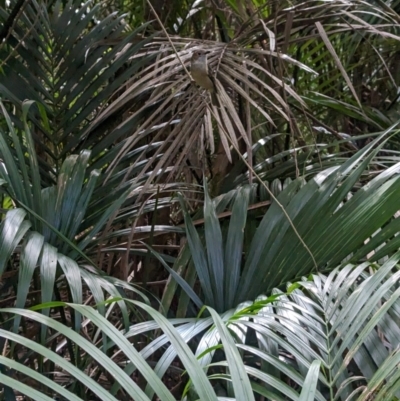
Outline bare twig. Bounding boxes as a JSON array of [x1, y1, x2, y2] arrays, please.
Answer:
[[0, 0, 28, 43]]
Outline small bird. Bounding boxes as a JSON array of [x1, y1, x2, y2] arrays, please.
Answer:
[[190, 51, 218, 105]]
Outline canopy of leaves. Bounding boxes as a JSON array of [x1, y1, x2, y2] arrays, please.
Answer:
[[0, 0, 399, 400]]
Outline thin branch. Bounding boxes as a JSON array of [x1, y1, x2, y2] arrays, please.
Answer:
[[0, 3, 40, 71], [0, 0, 28, 43], [216, 113, 319, 270], [145, 0, 192, 81]]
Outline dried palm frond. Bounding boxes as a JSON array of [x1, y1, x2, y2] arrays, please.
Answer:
[[94, 38, 313, 188]]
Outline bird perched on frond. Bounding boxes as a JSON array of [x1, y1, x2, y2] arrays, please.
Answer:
[[190, 50, 218, 106]]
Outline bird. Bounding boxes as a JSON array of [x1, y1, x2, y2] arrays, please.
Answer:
[[190, 50, 218, 106]]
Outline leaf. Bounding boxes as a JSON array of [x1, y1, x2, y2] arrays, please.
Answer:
[[208, 307, 255, 401], [299, 360, 321, 401]]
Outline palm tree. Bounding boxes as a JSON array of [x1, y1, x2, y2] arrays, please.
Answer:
[[0, 0, 400, 399]]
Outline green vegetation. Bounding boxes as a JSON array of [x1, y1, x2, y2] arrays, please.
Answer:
[[0, 0, 400, 399]]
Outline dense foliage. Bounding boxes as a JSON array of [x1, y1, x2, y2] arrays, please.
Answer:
[[0, 0, 400, 400]]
